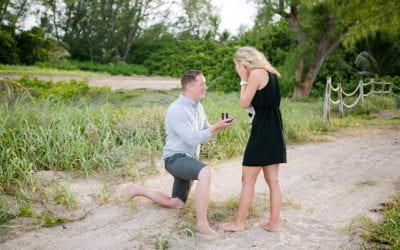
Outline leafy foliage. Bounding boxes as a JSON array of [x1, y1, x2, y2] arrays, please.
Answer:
[[341, 0, 400, 46], [16, 27, 68, 65], [0, 0, 399, 97], [17, 76, 91, 99], [0, 26, 68, 65], [254, 0, 400, 97], [142, 37, 240, 92], [355, 51, 380, 77]]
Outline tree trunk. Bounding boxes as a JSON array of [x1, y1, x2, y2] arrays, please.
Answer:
[[122, 1, 147, 61], [293, 49, 327, 97], [0, 1, 9, 26], [51, 0, 60, 41], [292, 15, 343, 97], [293, 36, 341, 97]]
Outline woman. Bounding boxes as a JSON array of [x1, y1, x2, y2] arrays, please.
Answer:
[[220, 46, 286, 232]]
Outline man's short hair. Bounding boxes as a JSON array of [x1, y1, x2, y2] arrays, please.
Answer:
[[181, 70, 203, 90]]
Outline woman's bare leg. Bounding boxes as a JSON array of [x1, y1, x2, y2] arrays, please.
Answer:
[[219, 167, 262, 232], [259, 164, 282, 232]]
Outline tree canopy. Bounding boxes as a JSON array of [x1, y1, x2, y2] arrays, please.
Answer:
[[0, 0, 399, 97]]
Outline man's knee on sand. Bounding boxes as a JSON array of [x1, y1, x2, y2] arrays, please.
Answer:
[[170, 197, 185, 209]]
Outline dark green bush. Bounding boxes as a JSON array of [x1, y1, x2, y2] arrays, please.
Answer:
[[142, 38, 240, 92], [0, 27, 19, 64]]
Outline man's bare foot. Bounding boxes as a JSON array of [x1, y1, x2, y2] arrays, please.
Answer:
[[259, 222, 280, 232], [126, 183, 143, 199], [196, 225, 218, 235], [219, 222, 245, 232]]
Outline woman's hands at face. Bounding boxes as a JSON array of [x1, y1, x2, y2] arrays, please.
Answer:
[[235, 61, 249, 81]]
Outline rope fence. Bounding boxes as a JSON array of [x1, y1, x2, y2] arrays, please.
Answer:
[[323, 77, 400, 122]]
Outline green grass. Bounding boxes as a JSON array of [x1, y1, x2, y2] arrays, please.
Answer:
[[0, 205, 15, 224], [63, 61, 150, 76], [0, 60, 150, 77], [360, 195, 400, 248], [52, 183, 78, 210], [0, 64, 101, 77]]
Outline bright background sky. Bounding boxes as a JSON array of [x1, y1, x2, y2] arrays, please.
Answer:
[[23, 0, 258, 35], [212, 0, 257, 35]]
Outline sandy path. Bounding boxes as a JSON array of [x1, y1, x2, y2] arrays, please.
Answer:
[[0, 73, 181, 90], [1, 126, 399, 249]]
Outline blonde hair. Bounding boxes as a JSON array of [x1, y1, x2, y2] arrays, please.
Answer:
[[234, 46, 280, 77]]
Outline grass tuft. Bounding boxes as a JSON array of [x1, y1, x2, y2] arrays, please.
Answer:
[[359, 195, 400, 248]]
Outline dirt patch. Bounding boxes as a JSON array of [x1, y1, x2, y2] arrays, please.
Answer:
[[0, 73, 181, 90], [1, 126, 399, 249]]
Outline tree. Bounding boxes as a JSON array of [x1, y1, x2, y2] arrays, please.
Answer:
[[355, 51, 380, 77], [41, 0, 164, 62], [174, 0, 220, 39], [0, 27, 19, 64], [0, 0, 30, 29], [41, 0, 63, 40], [16, 27, 69, 65], [256, 0, 400, 97], [0, 0, 32, 64]]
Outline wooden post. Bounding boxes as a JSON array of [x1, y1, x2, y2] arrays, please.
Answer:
[[338, 83, 344, 118], [360, 80, 364, 102], [371, 78, 375, 95], [323, 77, 331, 122]]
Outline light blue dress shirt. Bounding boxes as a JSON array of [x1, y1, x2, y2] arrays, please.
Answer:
[[162, 93, 211, 159]]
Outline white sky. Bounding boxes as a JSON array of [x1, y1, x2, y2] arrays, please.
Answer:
[[22, 0, 258, 35], [212, 0, 257, 35]]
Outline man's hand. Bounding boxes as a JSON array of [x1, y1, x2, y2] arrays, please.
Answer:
[[218, 117, 235, 128], [209, 116, 235, 136]]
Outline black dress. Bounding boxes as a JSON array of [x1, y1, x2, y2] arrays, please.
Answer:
[[242, 71, 287, 166]]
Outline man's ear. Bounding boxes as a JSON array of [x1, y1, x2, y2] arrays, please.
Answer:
[[186, 82, 194, 91]]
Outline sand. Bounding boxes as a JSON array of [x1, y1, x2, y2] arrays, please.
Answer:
[[0, 74, 181, 90], [1, 126, 399, 249]]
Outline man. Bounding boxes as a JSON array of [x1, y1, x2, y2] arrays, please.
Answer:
[[127, 70, 234, 235]]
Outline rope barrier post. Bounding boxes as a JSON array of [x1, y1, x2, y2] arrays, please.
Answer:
[[360, 80, 364, 102], [323, 77, 331, 123], [371, 78, 375, 96], [338, 83, 344, 118]]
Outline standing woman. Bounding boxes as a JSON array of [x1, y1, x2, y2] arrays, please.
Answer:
[[220, 46, 286, 232]]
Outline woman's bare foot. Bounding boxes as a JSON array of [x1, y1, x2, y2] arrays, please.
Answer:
[[259, 222, 280, 232], [196, 224, 218, 235], [126, 183, 143, 199], [219, 222, 245, 232]]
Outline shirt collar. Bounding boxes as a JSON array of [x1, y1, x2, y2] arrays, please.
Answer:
[[179, 93, 198, 107]]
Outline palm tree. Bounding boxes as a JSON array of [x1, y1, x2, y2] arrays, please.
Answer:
[[354, 51, 380, 77]]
